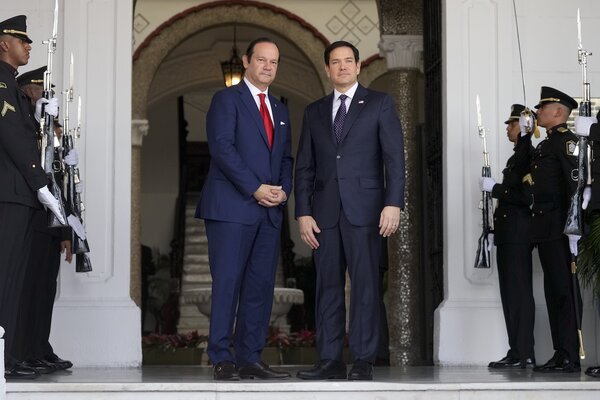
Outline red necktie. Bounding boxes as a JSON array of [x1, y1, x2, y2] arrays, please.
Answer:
[[258, 93, 274, 149]]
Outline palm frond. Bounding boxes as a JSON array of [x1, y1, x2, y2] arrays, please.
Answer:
[[577, 211, 600, 299]]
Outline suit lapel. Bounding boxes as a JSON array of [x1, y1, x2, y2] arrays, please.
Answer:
[[269, 94, 282, 152], [237, 81, 270, 149], [319, 93, 335, 145], [339, 84, 368, 143]]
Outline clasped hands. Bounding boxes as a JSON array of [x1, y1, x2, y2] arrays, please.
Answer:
[[253, 184, 286, 207]]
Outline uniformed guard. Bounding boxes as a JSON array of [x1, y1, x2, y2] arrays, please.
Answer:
[[574, 103, 600, 378], [0, 15, 64, 379], [526, 86, 581, 373], [13, 65, 75, 374], [480, 104, 535, 369]]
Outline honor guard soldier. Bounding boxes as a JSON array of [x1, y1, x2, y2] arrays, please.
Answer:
[[526, 86, 581, 373], [0, 15, 64, 379], [14, 66, 75, 374], [480, 104, 536, 369], [575, 105, 600, 378]]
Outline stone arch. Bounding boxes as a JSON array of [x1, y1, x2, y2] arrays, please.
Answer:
[[132, 0, 332, 120]]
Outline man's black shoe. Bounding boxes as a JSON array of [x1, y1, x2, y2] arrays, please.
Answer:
[[348, 360, 373, 380], [238, 361, 290, 379], [22, 359, 57, 374], [4, 363, 40, 379], [585, 366, 600, 377], [533, 352, 580, 373], [213, 361, 239, 381], [488, 356, 535, 369], [297, 359, 347, 380], [44, 353, 73, 370]]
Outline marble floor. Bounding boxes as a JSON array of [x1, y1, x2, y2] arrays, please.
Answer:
[[5, 366, 600, 399]]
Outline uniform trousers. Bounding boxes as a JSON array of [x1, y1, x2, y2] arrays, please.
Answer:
[[536, 237, 582, 363], [314, 210, 381, 363], [496, 242, 535, 359], [14, 208, 62, 361], [0, 203, 36, 366]]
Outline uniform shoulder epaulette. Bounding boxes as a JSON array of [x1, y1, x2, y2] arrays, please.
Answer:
[[557, 127, 569, 133]]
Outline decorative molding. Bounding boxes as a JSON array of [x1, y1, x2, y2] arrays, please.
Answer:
[[378, 34, 423, 72], [132, 119, 149, 147]]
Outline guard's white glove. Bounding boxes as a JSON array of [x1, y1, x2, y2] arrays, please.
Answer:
[[582, 186, 592, 210], [34, 97, 59, 122], [37, 186, 66, 225], [519, 113, 534, 136], [67, 214, 86, 240], [479, 177, 496, 192], [487, 233, 494, 252], [567, 234, 581, 256], [75, 180, 84, 194], [574, 116, 597, 137], [64, 149, 79, 166]]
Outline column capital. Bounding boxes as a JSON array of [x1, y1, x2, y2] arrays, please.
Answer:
[[132, 119, 149, 147], [378, 34, 423, 72]]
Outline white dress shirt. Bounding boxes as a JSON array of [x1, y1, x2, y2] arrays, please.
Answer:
[[331, 81, 358, 122]]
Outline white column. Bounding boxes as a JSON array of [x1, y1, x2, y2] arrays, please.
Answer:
[[28, 0, 140, 367]]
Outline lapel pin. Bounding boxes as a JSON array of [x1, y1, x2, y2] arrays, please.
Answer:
[[280, 121, 286, 125], [358, 100, 364, 104]]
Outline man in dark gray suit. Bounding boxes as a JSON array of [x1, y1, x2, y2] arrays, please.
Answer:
[[295, 40, 405, 381]]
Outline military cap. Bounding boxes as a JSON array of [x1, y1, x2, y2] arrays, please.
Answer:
[[0, 15, 32, 44], [17, 66, 47, 87], [504, 104, 526, 124], [534, 86, 578, 110]]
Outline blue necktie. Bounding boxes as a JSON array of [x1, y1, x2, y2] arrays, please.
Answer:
[[333, 94, 348, 143]]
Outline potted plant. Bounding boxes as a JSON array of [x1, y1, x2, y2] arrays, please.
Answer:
[[142, 330, 208, 365]]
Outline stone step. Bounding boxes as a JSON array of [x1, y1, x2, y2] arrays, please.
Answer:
[[184, 241, 208, 254], [183, 263, 211, 275], [182, 274, 213, 284], [183, 253, 210, 264], [181, 281, 212, 292], [184, 232, 208, 244], [185, 224, 206, 239], [185, 207, 200, 218]]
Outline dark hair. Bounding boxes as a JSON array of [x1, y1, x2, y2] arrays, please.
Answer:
[[324, 41, 359, 65], [245, 37, 280, 61]]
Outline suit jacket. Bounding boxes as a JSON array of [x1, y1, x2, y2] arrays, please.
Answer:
[[196, 80, 293, 228], [491, 134, 533, 245], [294, 84, 405, 228], [0, 61, 48, 208]]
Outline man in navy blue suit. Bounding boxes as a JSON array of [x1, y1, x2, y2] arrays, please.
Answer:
[[295, 41, 405, 381], [196, 37, 293, 381]]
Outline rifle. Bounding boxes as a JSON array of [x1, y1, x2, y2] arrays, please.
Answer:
[[564, 9, 592, 236], [474, 95, 494, 269], [40, 0, 68, 228], [61, 55, 93, 273], [563, 8, 590, 360], [62, 56, 91, 257]]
